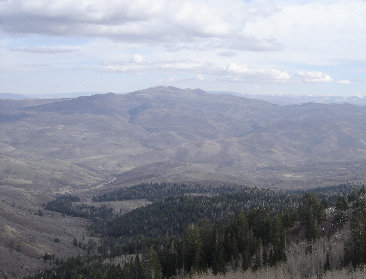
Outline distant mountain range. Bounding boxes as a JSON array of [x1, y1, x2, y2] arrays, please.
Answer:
[[0, 92, 101, 100], [2, 90, 366, 106], [210, 91, 366, 106], [0, 93, 28, 100], [1, 86, 366, 190]]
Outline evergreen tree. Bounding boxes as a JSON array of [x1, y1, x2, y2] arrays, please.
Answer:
[[299, 193, 325, 241], [142, 248, 162, 279]]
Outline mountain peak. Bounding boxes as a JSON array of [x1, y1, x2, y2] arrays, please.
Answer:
[[131, 86, 207, 97]]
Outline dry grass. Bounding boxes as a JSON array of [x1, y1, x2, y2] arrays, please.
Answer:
[[0, 189, 92, 279]]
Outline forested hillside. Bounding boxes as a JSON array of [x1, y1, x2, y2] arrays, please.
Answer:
[[25, 183, 366, 278]]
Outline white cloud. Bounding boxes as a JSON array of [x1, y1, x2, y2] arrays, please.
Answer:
[[244, 0, 366, 64], [1, 0, 365, 95], [2, 0, 365, 65], [225, 63, 290, 81], [197, 74, 204, 80], [336, 80, 351, 85], [217, 51, 237, 57], [298, 71, 332, 83], [102, 64, 146, 73], [101, 60, 291, 83], [10, 46, 76, 54], [131, 54, 143, 63], [1, 0, 365, 58], [0, 0, 280, 51], [101, 60, 206, 73]]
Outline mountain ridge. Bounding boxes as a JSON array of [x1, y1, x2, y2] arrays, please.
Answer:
[[1, 86, 366, 190]]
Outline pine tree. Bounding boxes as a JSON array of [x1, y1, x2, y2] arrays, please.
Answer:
[[324, 252, 330, 272], [142, 248, 162, 279]]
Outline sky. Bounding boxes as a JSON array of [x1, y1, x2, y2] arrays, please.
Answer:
[[0, 0, 365, 96]]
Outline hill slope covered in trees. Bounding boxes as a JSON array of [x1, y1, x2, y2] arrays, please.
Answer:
[[25, 183, 366, 279]]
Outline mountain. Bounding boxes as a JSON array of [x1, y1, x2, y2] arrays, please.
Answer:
[[0, 93, 27, 100], [247, 94, 366, 106], [3, 86, 366, 277], [0, 92, 105, 100], [1, 86, 366, 193], [30, 92, 104, 99], [210, 90, 366, 106]]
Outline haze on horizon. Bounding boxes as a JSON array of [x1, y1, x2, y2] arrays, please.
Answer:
[[0, 0, 365, 96]]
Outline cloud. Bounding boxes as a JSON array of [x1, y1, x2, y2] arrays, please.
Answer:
[[298, 71, 332, 83], [3, 0, 364, 63], [225, 63, 290, 81], [10, 46, 76, 54], [217, 51, 237, 57], [0, 0, 280, 51], [101, 59, 291, 83], [101, 60, 206, 73], [131, 54, 143, 63], [336, 80, 351, 85], [197, 74, 204, 80], [1, 0, 364, 96], [244, 0, 366, 63], [1, 0, 365, 59]]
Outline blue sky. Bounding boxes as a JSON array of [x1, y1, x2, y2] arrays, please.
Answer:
[[0, 0, 365, 96]]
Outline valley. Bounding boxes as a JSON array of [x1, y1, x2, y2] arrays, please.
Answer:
[[2, 87, 366, 278]]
